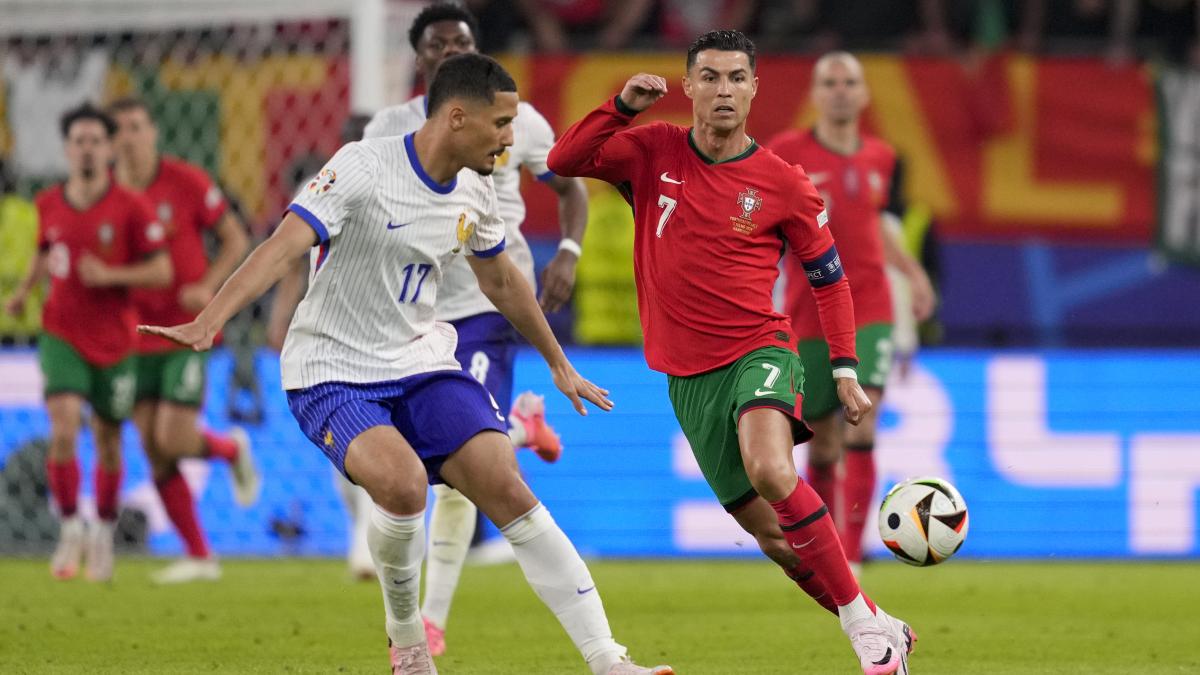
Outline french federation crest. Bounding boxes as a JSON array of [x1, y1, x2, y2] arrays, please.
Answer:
[[730, 187, 763, 234], [452, 213, 477, 254]]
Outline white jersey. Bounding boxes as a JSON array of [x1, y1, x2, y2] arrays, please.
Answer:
[[280, 134, 506, 389], [364, 96, 556, 321]]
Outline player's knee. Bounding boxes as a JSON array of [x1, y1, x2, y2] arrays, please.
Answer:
[[743, 456, 797, 500], [358, 470, 426, 516]]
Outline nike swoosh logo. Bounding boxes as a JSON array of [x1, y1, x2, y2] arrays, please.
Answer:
[[790, 536, 816, 549], [754, 389, 776, 396], [431, 540, 454, 547], [808, 171, 830, 184], [659, 172, 683, 184], [386, 221, 411, 230], [872, 647, 894, 666], [392, 574, 418, 585], [576, 585, 596, 595]]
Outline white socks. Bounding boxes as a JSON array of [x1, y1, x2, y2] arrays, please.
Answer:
[[368, 506, 426, 647], [502, 503, 626, 675], [838, 593, 875, 631], [421, 484, 477, 628]]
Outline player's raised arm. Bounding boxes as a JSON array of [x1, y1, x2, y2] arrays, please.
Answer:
[[139, 213, 316, 351], [546, 73, 667, 182], [467, 250, 612, 416]]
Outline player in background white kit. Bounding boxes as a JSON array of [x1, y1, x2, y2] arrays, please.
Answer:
[[140, 53, 672, 675], [363, 3, 590, 655]]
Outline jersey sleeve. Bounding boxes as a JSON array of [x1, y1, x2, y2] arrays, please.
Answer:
[[190, 167, 227, 229], [467, 179, 507, 258], [363, 107, 409, 140], [518, 104, 557, 182], [128, 195, 168, 258], [782, 167, 858, 369], [546, 96, 649, 184], [287, 142, 378, 245]]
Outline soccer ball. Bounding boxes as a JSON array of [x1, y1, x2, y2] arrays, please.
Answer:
[[878, 477, 969, 566]]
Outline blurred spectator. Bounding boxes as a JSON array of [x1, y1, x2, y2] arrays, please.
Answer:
[[463, 0, 523, 52], [756, 1, 954, 54], [0, 158, 40, 343], [658, 0, 760, 46], [513, 0, 655, 51]]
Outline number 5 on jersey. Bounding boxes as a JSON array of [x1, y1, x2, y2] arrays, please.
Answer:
[[656, 195, 677, 237]]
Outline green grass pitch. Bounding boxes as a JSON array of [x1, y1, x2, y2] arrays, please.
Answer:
[[0, 558, 1197, 674]]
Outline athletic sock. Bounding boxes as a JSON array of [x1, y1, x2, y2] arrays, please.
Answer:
[[202, 430, 238, 464], [806, 461, 839, 523], [95, 465, 122, 522], [508, 423, 528, 448], [421, 484, 477, 628], [502, 503, 625, 675], [769, 479, 871, 613], [841, 443, 877, 563], [367, 506, 426, 648], [784, 564, 837, 615], [46, 458, 80, 517], [155, 469, 210, 559]]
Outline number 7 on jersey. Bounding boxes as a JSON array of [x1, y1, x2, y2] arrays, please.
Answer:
[[656, 195, 677, 237]]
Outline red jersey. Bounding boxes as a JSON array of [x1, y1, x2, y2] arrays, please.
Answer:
[[36, 182, 166, 366], [768, 129, 896, 338], [549, 97, 857, 377], [129, 156, 227, 353]]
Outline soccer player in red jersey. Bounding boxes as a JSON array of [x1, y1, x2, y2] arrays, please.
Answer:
[[109, 98, 259, 584], [4, 103, 172, 582], [548, 31, 914, 675], [768, 53, 935, 574]]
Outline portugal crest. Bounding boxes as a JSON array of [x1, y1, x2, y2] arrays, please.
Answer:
[[731, 187, 763, 234]]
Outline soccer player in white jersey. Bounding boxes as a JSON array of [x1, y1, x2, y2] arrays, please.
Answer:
[[362, 2, 591, 655], [140, 53, 672, 675]]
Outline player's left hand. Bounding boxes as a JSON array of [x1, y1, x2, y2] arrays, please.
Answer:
[[550, 362, 613, 415], [178, 283, 215, 313], [138, 320, 218, 352], [909, 268, 937, 322], [538, 250, 578, 312], [77, 253, 112, 287], [836, 377, 872, 425]]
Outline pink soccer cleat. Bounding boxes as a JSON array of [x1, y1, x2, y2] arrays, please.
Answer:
[[423, 617, 446, 657], [509, 392, 562, 463], [875, 607, 917, 674], [846, 616, 901, 675], [389, 639, 437, 675]]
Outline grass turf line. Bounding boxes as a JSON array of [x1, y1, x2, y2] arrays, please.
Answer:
[[0, 559, 1197, 674]]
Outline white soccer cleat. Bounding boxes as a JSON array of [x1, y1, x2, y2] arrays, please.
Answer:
[[875, 607, 917, 675], [846, 616, 901, 675], [50, 516, 85, 580], [85, 520, 116, 583], [151, 557, 222, 585], [605, 657, 675, 675], [389, 640, 438, 674], [229, 427, 261, 507]]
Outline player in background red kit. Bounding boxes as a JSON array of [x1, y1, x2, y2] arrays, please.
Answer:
[[768, 53, 935, 575], [548, 31, 915, 675], [4, 104, 173, 582], [109, 98, 259, 584]]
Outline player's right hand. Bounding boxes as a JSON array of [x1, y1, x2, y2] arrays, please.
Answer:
[[550, 362, 613, 416], [619, 73, 669, 113], [3, 293, 26, 317], [138, 320, 218, 352], [835, 377, 872, 425]]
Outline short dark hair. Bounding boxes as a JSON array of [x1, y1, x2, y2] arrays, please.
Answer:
[[59, 102, 116, 139], [106, 96, 152, 119], [426, 53, 516, 115], [686, 30, 757, 72], [408, 2, 479, 50]]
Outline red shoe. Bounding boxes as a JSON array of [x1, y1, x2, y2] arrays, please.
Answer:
[[423, 617, 446, 657], [509, 392, 562, 463]]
